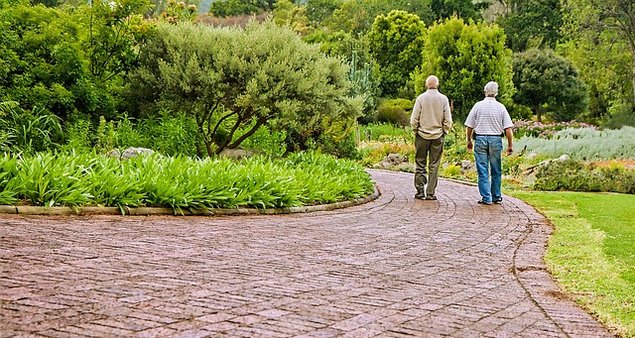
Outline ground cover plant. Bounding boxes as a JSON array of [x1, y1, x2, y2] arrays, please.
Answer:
[[511, 191, 635, 337], [516, 126, 635, 161], [0, 152, 374, 213]]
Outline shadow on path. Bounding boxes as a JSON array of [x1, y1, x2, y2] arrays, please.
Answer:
[[0, 170, 612, 337]]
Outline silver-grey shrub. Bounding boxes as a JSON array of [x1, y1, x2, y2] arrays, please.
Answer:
[[516, 126, 635, 160]]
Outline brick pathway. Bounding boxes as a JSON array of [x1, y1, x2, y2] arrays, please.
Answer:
[[0, 170, 612, 337]]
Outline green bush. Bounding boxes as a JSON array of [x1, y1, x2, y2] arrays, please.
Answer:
[[376, 99, 413, 126], [534, 159, 635, 193], [0, 103, 62, 153]]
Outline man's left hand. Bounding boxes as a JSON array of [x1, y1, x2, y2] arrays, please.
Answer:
[[506, 146, 513, 155]]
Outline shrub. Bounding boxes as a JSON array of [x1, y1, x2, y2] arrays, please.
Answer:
[[0, 103, 63, 153], [376, 99, 413, 126], [513, 120, 597, 138], [516, 126, 635, 160], [534, 159, 635, 193]]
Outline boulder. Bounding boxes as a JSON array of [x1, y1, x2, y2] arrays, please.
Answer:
[[121, 147, 155, 159], [219, 147, 255, 160]]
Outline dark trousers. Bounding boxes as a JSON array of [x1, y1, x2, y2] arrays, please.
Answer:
[[414, 134, 444, 197]]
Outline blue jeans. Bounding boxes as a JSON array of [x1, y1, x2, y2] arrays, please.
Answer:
[[474, 135, 503, 203]]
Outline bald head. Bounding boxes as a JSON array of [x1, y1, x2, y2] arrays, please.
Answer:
[[426, 75, 439, 89]]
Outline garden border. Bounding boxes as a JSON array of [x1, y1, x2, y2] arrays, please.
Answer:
[[0, 185, 381, 216]]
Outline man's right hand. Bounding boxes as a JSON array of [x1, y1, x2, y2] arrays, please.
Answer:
[[467, 140, 473, 152]]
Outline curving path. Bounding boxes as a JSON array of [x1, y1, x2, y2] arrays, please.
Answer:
[[0, 170, 612, 337]]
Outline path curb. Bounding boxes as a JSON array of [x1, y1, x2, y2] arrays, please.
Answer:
[[0, 186, 381, 216]]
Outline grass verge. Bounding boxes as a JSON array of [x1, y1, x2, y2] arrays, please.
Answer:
[[511, 191, 635, 337]]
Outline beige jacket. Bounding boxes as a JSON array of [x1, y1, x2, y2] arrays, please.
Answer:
[[410, 88, 452, 140]]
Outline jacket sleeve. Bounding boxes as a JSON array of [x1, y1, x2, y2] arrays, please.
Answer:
[[442, 97, 453, 134], [410, 97, 421, 132]]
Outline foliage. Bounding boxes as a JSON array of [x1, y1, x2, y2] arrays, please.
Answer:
[[138, 111, 199, 156], [560, 0, 635, 120], [376, 99, 413, 126], [418, 17, 514, 121], [0, 2, 153, 123], [0, 152, 374, 210], [359, 122, 413, 142], [305, 0, 341, 25], [496, 0, 562, 51], [357, 140, 414, 167], [0, 4, 87, 118], [241, 125, 287, 157], [209, 0, 275, 17], [430, 0, 488, 22], [513, 120, 597, 139], [512, 49, 588, 122], [516, 127, 635, 160], [272, 0, 310, 35], [512, 191, 635, 336], [368, 10, 426, 98], [533, 159, 635, 193], [131, 21, 361, 157], [327, 0, 434, 37], [0, 102, 63, 153]]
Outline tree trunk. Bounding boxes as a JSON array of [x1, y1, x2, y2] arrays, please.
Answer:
[[632, 51, 635, 109], [535, 105, 542, 122]]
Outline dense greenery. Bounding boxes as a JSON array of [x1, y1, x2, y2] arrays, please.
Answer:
[[368, 10, 425, 97], [512, 191, 635, 337], [418, 17, 514, 120], [130, 21, 361, 157], [0, 152, 374, 211], [512, 49, 588, 122]]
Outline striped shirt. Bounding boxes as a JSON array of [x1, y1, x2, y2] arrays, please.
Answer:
[[464, 97, 513, 135]]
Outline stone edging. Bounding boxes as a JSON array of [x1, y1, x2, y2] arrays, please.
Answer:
[[0, 185, 381, 216]]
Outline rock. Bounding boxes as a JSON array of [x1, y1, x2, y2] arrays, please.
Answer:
[[375, 153, 409, 170], [106, 149, 121, 159], [219, 148, 255, 160], [460, 160, 472, 172], [557, 154, 570, 162], [121, 147, 155, 159]]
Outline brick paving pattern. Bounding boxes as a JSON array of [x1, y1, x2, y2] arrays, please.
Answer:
[[0, 170, 612, 337]]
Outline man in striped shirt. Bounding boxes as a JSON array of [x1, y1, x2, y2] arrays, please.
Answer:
[[465, 81, 514, 205], [410, 75, 453, 200]]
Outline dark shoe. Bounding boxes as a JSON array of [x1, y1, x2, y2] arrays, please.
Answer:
[[493, 198, 503, 204], [425, 195, 437, 200], [477, 200, 493, 205], [414, 194, 426, 200]]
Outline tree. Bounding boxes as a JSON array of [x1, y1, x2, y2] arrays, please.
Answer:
[[562, 0, 635, 110], [130, 21, 361, 157], [497, 0, 563, 51], [512, 49, 588, 121], [327, 0, 433, 37], [368, 10, 426, 97], [305, 0, 341, 25], [419, 17, 514, 121], [273, 0, 310, 35], [430, 0, 488, 22]]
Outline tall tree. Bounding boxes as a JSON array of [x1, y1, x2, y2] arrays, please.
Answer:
[[430, 0, 488, 22], [419, 17, 513, 120], [497, 0, 563, 51], [513, 49, 588, 122], [368, 10, 426, 98], [562, 0, 635, 109]]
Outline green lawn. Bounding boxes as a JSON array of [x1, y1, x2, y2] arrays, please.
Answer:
[[512, 191, 635, 337]]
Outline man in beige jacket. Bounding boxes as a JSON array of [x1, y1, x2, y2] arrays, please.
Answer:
[[410, 75, 452, 200]]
